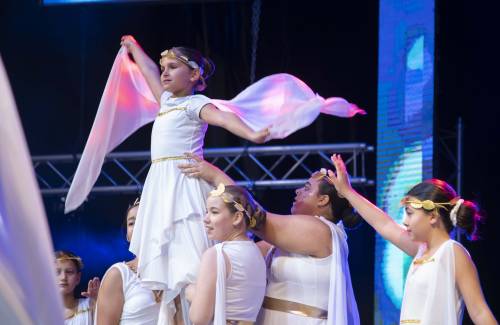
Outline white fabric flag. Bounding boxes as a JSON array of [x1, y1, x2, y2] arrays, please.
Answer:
[[0, 56, 65, 324], [65, 48, 365, 213]]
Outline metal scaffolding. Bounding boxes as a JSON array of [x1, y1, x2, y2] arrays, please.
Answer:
[[33, 143, 374, 196]]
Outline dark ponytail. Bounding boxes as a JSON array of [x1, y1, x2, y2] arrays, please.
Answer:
[[317, 176, 360, 229]]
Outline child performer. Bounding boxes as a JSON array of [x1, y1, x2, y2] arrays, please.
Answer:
[[328, 154, 497, 325], [118, 35, 269, 320]]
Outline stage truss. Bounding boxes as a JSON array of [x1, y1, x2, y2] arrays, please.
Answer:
[[33, 143, 374, 196]]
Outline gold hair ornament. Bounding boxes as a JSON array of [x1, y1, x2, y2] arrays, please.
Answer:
[[160, 49, 203, 72], [56, 256, 83, 270], [401, 197, 454, 211], [209, 183, 256, 228]]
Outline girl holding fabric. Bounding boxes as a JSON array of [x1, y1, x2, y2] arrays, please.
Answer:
[[95, 199, 162, 325], [118, 35, 270, 320], [178, 154, 360, 325], [185, 184, 267, 325], [328, 154, 497, 325]]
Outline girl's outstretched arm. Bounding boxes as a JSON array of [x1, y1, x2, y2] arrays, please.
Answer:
[[120, 35, 164, 103], [455, 244, 498, 325], [200, 104, 270, 144], [329, 154, 419, 256]]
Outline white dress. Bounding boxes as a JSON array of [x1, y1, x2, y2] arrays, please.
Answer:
[[257, 217, 359, 325], [96, 262, 161, 325], [400, 239, 465, 325], [129, 91, 213, 302], [213, 241, 266, 325], [65, 298, 92, 325]]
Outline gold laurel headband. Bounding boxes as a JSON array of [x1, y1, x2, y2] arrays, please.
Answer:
[[400, 197, 455, 211], [160, 49, 202, 71], [209, 184, 257, 228]]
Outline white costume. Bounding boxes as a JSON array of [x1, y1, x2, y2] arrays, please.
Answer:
[[97, 262, 161, 325], [65, 298, 92, 325], [257, 217, 359, 325], [130, 92, 213, 300], [213, 241, 266, 325], [400, 239, 465, 325]]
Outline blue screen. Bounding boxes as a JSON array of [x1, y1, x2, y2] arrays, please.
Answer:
[[375, 0, 434, 323]]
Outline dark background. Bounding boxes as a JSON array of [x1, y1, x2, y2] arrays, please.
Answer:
[[1, 0, 498, 323]]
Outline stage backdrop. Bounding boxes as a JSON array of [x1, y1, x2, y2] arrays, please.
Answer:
[[375, 0, 434, 323]]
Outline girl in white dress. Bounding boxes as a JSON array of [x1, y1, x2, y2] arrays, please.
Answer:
[[178, 156, 360, 325], [185, 184, 267, 325], [95, 199, 162, 325], [55, 251, 100, 325], [119, 35, 269, 321], [328, 154, 498, 325]]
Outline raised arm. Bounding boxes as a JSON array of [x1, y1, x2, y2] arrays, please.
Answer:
[[95, 268, 124, 325], [329, 154, 419, 256], [454, 245, 498, 325], [200, 104, 270, 144], [120, 35, 164, 103]]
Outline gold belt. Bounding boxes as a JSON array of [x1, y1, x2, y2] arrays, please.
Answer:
[[151, 155, 190, 163], [400, 320, 421, 324], [262, 296, 328, 319], [226, 321, 254, 325]]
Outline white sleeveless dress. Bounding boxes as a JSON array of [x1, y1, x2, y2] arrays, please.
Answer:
[[65, 298, 92, 325], [257, 217, 359, 325], [213, 241, 266, 325], [400, 239, 465, 325], [129, 92, 213, 301], [96, 262, 160, 325]]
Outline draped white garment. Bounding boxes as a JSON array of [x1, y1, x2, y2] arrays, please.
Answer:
[[213, 241, 266, 325], [258, 218, 359, 325], [400, 239, 465, 325], [64, 48, 365, 213]]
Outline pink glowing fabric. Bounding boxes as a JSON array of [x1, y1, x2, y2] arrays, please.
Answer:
[[65, 48, 365, 213]]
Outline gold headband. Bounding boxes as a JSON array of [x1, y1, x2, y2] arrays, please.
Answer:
[[160, 49, 201, 70], [56, 256, 83, 270], [401, 197, 454, 211], [209, 184, 256, 228]]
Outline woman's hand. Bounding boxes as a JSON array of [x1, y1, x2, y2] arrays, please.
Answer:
[[178, 153, 235, 186], [120, 35, 139, 52], [328, 154, 353, 197]]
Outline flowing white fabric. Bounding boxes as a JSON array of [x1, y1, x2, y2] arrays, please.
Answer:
[[400, 240, 465, 324], [0, 56, 65, 324], [65, 48, 365, 213], [64, 48, 160, 213], [320, 218, 360, 325]]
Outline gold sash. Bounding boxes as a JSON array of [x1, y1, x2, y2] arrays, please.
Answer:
[[262, 296, 328, 319]]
